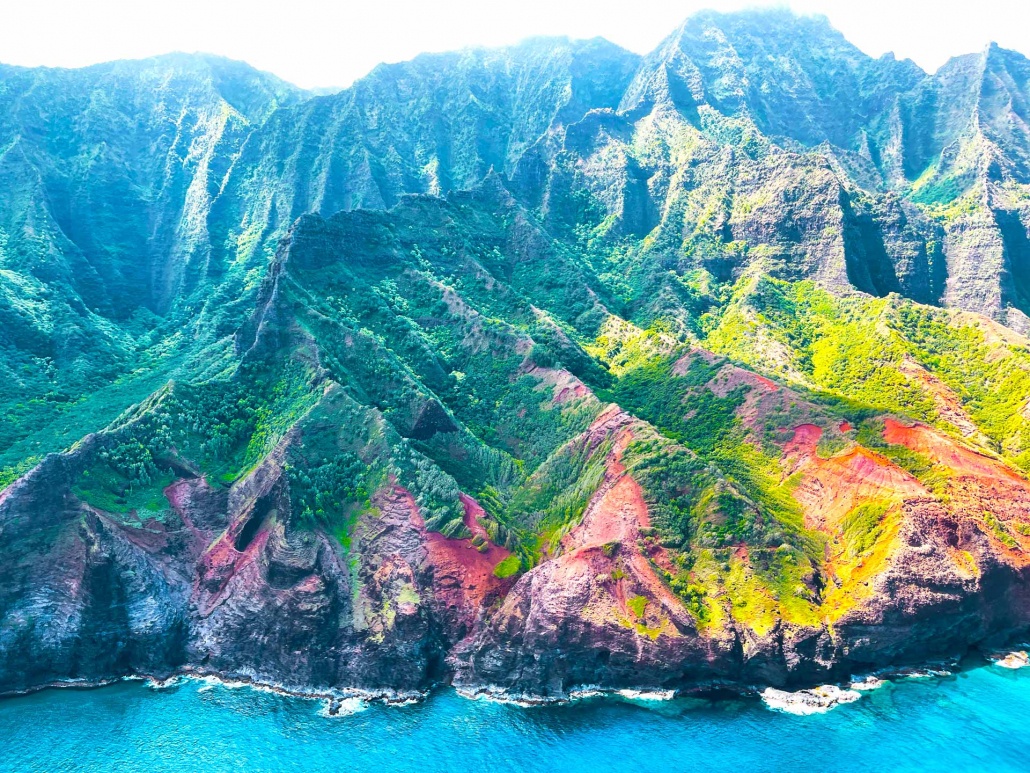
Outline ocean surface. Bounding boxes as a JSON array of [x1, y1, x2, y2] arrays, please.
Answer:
[[2, 664, 1030, 772]]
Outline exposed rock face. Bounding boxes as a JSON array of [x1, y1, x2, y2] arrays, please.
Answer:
[[0, 439, 512, 695], [0, 445, 193, 692], [453, 393, 1030, 698], [453, 411, 743, 693]]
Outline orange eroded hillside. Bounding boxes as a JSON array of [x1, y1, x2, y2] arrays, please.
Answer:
[[785, 423, 925, 531]]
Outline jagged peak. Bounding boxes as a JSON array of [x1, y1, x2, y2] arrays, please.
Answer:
[[620, 7, 919, 150], [931, 40, 1030, 82], [460, 168, 518, 209], [656, 7, 863, 62]]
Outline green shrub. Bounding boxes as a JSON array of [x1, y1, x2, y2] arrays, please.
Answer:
[[493, 554, 522, 578], [627, 595, 648, 619]]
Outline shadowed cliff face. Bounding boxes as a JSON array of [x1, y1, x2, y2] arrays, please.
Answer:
[[0, 55, 304, 317], [2, 9, 1030, 698]]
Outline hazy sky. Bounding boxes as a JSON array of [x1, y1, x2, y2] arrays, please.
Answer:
[[2, 0, 1028, 89]]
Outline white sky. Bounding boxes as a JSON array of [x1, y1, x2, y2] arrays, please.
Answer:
[[1, 0, 1028, 89]]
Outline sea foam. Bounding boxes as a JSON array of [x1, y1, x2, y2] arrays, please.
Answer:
[[761, 685, 861, 715]]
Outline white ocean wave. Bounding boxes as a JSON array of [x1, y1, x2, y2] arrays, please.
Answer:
[[145, 676, 183, 690], [761, 685, 861, 715], [615, 689, 676, 702], [319, 697, 369, 717], [990, 650, 1029, 669], [455, 686, 547, 707], [895, 668, 952, 680], [849, 676, 888, 692]]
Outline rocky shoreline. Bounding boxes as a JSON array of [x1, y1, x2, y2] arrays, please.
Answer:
[[3, 362, 1030, 716], [5, 645, 1027, 718]]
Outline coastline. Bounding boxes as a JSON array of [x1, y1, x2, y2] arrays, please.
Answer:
[[0, 668, 428, 717], [4, 644, 1027, 717]]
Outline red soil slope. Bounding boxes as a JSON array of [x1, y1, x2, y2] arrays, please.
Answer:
[[409, 489, 513, 633], [785, 424, 924, 530]]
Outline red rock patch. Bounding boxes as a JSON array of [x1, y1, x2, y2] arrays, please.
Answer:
[[785, 424, 924, 531], [406, 488, 513, 634], [883, 418, 1025, 483]]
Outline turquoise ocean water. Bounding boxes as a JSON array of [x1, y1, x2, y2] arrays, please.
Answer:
[[2, 664, 1029, 772]]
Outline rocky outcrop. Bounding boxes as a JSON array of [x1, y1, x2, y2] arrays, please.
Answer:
[[0, 435, 512, 695], [449, 362, 1030, 698], [0, 444, 193, 692], [452, 433, 1030, 699]]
